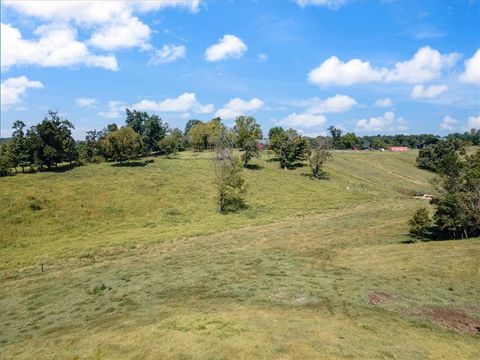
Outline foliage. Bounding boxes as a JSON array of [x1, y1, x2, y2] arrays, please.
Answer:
[[0, 143, 14, 177], [269, 128, 309, 169], [430, 149, 480, 239], [416, 140, 463, 173], [189, 118, 227, 151], [158, 128, 186, 157], [184, 119, 202, 136], [328, 125, 343, 148], [309, 137, 333, 178], [408, 207, 432, 241], [126, 109, 167, 154], [10, 120, 30, 172], [100, 126, 143, 163], [213, 138, 247, 213], [233, 116, 263, 167]]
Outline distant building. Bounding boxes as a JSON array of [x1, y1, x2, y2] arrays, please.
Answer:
[[388, 146, 409, 152], [352, 146, 360, 150]]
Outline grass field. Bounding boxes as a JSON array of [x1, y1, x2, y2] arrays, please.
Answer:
[[1, 150, 479, 359]]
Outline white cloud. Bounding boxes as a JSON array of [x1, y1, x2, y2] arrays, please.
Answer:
[[279, 113, 327, 129], [411, 84, 448, 99], [459, 49, 480, 85], [148, 45, 186, 65], [440, 115, 458, 131], [308, 56, 385, 86], [258, 53, 268, 62], [308, 46, 460, 86], [296, 0, 346, 9], [2, 1, 200, 67], [468, 115, 480, 129], [385, 46, 460, 83], [215, 97, 264, 119], [374, 98, 393, 108], [98, 101, 126, 119], [205, 34, 247, 62], [356, 111, 407, 133], [1, 76, 43, 111], [1, 22, 118, 71], [297, 94, 357, 113], [3, 1, 200, 24], [132, 93, 213, 114], [76, 98, 96, 108], [89, 17, 151, 51]]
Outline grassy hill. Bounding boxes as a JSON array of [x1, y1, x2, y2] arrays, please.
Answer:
[[1, 150, 479, 359]]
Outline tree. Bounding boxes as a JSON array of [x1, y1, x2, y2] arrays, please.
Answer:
[[429, 149, 480, 239], [233, 116, 263, 167], [158, 128, 185, 157], [339, 133, 358, 149], [213, 133, 247, 213], [0, 143, 13, 177], [184, 119, 202, 136], [101, 127, 143, 163], [309, 137, 332, 178], [126, 109, 167, 154], [269, 128, 309, 169], [408, 207, 432, 241], [328, 126, 342, 148], [10, 120, 30, 172], [188, 118, 227, 151], [83, 129, 103, 162], [417, 140, 462, 173]]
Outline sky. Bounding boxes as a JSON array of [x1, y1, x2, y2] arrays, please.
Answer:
[[1, 0, 479, 139]]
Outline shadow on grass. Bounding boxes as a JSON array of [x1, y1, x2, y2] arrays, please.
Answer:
[[49, 163, 77, 173], [245, 164, 264, 171], [301, 172, 330, 180], [112, 161, 148, 168]]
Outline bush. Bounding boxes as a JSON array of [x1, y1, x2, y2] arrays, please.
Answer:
[[408, 207, 433, 241]]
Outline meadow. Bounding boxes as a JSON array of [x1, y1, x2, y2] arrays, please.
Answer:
[[1, 150, 479, 359]]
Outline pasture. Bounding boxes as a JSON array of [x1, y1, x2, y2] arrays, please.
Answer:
[[1, 150, 478, 359]]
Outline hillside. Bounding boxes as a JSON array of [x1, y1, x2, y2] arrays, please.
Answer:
[[1, 150, 479, 359]]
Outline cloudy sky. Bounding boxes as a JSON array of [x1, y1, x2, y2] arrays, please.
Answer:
[[1, 0, 479, 138]]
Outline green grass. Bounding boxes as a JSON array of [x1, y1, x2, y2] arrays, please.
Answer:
[[1, 150, 479, 359]]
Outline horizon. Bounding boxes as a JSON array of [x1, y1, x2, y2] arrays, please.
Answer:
[[1, 0, 479, 139]]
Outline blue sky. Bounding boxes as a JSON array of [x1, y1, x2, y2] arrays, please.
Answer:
[[1, 0, 479, 139]]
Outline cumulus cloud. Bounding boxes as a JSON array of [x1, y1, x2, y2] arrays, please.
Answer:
[[374, 98, 393, 108], [98, 101, 126, 119], [132, 93, 213, 114], [1, 23, 118, 71], [440, 115, 458, 131], [148, 45, 186, 65], [215, 97, 264, 119], [459, 49, 480, 85], [279, 113, 327, 129], [2, 1, 200, 67], [296, 0, 346, 9], [468, 115, 480, 129], [89, 17, 151, 51], [76, 98, 97, 108], [1, 76, 43, 111], [308, 56, 385, 86], [297, 94, 357, 113], [411, 84, 448, 99], [308, 46, 460, 86], [356, 111, 407, 133], [205, 35, 247, 62]]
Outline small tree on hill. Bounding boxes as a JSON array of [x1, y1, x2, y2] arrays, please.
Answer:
[[213, 133, 246, 213], [233, 115, 263, 167], [408, 207, 432, 241], [309, 137, 332, 178], [101, 127, 143, 163], [269, 128, 309, 169]]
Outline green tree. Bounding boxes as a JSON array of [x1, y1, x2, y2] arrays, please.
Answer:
[[233, 116, 263, 167], [158, 128, 185, 157], [309, 137, 332, 178], [184, 119, 202, 136], [0, 143, 13, 177], [126, 109, 167, 154], [10, 120, 30, 172], [213, 134, 247, 213], [408, 207, 432, 241], [101, 127, 143, 163], [328, 125, 342, 148], [270, 128, 309, 169]]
